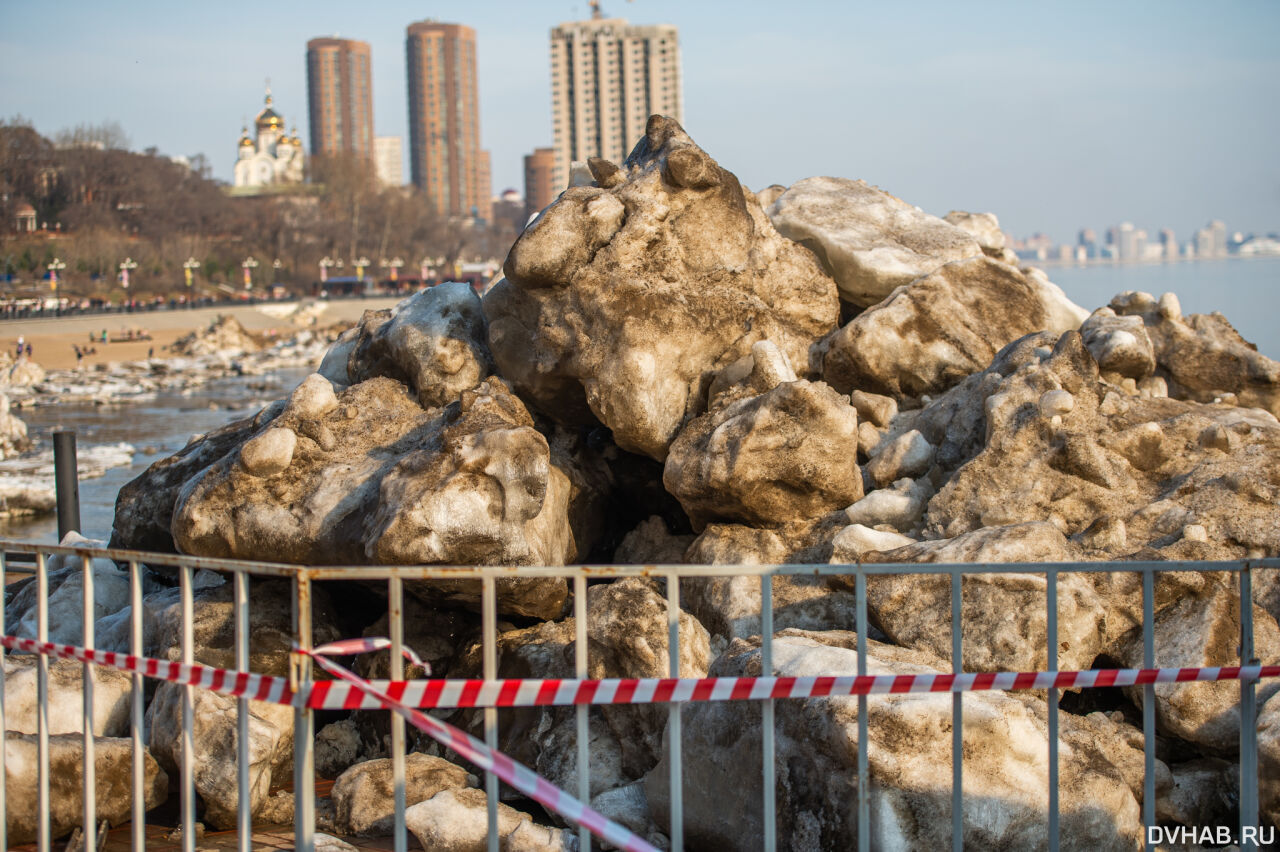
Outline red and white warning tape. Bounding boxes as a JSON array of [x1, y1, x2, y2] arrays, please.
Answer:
[[7, 631, 1278, 852], [303, 646, 660, 852], [1, 634, 295, 704], [308, 663, 1280, 710], [7, 633, 1279, 712], [312, 636, 429, 672]]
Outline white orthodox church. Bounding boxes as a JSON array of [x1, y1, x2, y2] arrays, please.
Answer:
[[233, 90, 305, 188]]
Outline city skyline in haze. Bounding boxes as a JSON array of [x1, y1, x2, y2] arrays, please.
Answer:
[[2, 0, 1277, 243]]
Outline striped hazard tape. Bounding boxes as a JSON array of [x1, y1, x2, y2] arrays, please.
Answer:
[[303, 645, 660, 852], [7, 633, 1279, 713], [7, 631, 1278, 852], [1, 634, 295, 704], [1, 634, 657, 850], [309, 662, 1280, 710], [312, 636, 429, 671]]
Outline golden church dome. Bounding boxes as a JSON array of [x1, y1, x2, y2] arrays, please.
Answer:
[[255, 92, 285, 131]]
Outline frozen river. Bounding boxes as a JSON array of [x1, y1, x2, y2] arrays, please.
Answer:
[[0, 367, 311, 544]]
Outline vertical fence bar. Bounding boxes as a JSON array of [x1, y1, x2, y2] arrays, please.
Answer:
[[81, 554, 96, 847], [760, 572, 776, 852], [855, 569, 869, 852], [129, 561, 144, 852], [235, 571, 251, 852], [1141, 567, 1155, 851], [180, 564, 195, 852], [482, 577, 499, 852], [1239, 563, 1258, 851], [293, 572, 316, 852], [389, 575, 408, 852], [0, 552, 6, 852], [951, 569, 962, 852], [667, 569, 683, 852], [1046, 567, 1059, 852], [36, 552, 50, 852], [573, 575, 591, 852]]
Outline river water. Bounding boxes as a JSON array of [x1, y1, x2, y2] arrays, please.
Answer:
[[0, 367, 311, 544], [2, 256, 1275, 547], [1047, 256, 1280, 359]]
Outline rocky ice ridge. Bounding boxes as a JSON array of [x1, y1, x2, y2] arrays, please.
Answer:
[[0, 391, 30, 460], [0, 441, 136, 519], [486, 118, 839, 460], [0, 396, 133, 518], [6, 115, 1277, 846], [169, 314, 262, 358]]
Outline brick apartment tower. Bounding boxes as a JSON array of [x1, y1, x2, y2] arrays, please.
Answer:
[[523, 147, 555, 220], [406, 20, 492, 222], [306, 37, 374, 160], [549, 17, 682, 189]]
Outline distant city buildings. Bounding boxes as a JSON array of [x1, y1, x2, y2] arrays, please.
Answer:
[[523, 147, 555, 220], [233, 90, 305, 189], [549, 14, 682, 189], [306, 37, 374, 160], [1012, 216, 1280, 264], [406, 20, 492, 222], [374, 136, 403, 187], [271, 12, 685, 222]]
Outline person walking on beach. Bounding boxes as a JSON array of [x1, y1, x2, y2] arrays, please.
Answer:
[[74, 345, 83, 366], [24, 343, 32, 359]]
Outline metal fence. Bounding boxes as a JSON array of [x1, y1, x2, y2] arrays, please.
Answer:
[[0, 539, 1274, 851]]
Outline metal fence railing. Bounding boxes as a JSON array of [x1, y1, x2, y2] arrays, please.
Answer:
[[0, 540, 1274, 851]]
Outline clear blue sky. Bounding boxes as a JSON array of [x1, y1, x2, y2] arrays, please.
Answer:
[[2, 1, 1277, 244]]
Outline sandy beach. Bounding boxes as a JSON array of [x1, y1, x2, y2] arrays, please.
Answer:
[[0, 297, 402, 371], [2, 327, 191, 370]]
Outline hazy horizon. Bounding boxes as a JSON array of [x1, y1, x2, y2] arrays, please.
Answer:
[[3, 0, 1277, 245]]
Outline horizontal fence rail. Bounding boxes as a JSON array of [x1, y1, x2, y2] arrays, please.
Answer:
[[0, 539, 1275, 852]]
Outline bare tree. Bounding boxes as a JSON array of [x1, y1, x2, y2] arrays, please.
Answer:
[[53, 121, 130, 152]]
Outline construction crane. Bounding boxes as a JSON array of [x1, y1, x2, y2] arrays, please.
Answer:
[[588, 0, 632, 20]]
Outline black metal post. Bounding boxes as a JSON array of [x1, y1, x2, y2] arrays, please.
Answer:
[[53, 430, 80, 540]]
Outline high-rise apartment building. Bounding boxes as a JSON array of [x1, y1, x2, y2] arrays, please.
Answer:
[[1196, 220, 1228, 258], [306, 37, 374, 160], [524, 147, 556, 219], [374, 136, 404, 187], [406, 20, 491, 221], [549, 17, 682, 189], [1115, 222, 1145, 262]]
